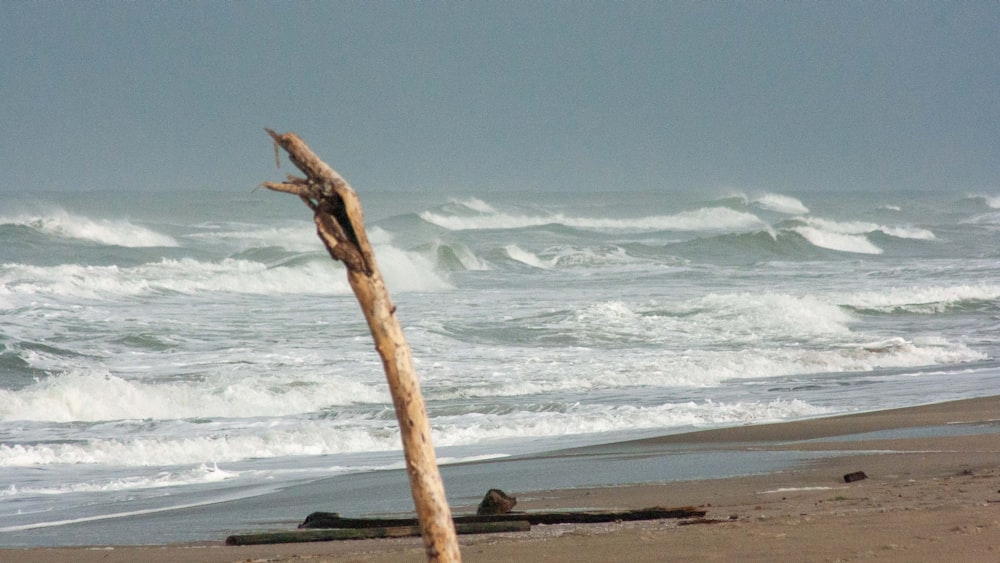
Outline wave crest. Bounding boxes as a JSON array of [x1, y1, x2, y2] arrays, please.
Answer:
[[0, 369, 386, 423], [419, 204, 765, 232], [838, 284, 1000, 314], [1, 210, 177, 247], [752, 193, 810, 215], [1, 248, 450, 300]]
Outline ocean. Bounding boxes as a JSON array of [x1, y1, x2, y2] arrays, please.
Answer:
[[1, 187, 998, 546]]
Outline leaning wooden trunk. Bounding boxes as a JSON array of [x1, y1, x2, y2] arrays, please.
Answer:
[[262, 130, 460, 562]]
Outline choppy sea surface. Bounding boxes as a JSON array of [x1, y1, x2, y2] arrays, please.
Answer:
[[1, 188, 999, 545]]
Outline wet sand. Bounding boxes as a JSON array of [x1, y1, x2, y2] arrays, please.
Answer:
[[3, 395, 998, 562]]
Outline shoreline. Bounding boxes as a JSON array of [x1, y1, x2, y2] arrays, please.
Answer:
[[2, 395, 998, 562]]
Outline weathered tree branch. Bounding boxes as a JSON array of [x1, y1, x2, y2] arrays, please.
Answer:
[[262, 129, 460, 562]]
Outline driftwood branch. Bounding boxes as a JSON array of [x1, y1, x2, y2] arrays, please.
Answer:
[[299, 506, 707, 529], [261, 129, 460, 562], [225, 506, 708, 546]]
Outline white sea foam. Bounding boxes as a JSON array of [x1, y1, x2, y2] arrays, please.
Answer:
[[5, 464, 238, 496], [566, 294, 855, 347], [444, 242, 492, 271], [361, 227, 455, 287], [0, 259, 351, 299], [504, 245, 555, 269], [375, 245, 453, 291], [0, 246, 449, 300], [426, 332, 985, 400], [549, 245, 634, 268], [760, 486, 839, 494], [0, 485, 277, 531], [679, 293, 854, 340], [2, 210, 178, 247], [0, 399, 831, 467], [0, 369, 385, 423], [0, 421, 400, 467], [752, 193, 810, 215], [430, 399, 832, 446], [486, 245, 638, 270], [419, 206, 765, 232], [799, 217, 935, 240], [836, 284, 1000, 313], [449, 197, 497, 214], [611, 338, 984, 389], [188, 225, 321, 252], [366, 226, 394, 245], [878, 225, 936, 240], [790, 226, 883, 254]]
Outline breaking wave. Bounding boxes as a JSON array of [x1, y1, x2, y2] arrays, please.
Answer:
[[0, 210, 177, 247], [0, 398, 832, 467], [0, 251, 449, 301], [751, 193, 810, 215], [0, 369, 385, 423], [419, 205, 765, 232]]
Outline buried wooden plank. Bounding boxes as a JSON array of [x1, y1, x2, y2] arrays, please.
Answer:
[[225, 520, 531, 546]]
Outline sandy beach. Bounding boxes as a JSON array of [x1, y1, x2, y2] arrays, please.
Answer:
[[3, 395, 998, 562]]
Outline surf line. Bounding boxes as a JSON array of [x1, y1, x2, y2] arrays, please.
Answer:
[[0, 487, 272, 533]]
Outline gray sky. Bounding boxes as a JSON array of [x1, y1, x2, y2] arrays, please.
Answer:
[[2, 2, 998, 194]]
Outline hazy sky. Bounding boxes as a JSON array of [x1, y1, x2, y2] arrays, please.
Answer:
[[2, 2, 998, 194]]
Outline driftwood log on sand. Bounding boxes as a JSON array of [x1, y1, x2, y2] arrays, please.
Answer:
[[224, 505, 708, 546], [298, 506, 707, 529]]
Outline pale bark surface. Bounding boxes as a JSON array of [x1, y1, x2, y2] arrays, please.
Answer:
[[262, 129, 461, 562]]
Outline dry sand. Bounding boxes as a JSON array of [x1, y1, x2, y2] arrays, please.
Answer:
[[3, 396, 998, 562]]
